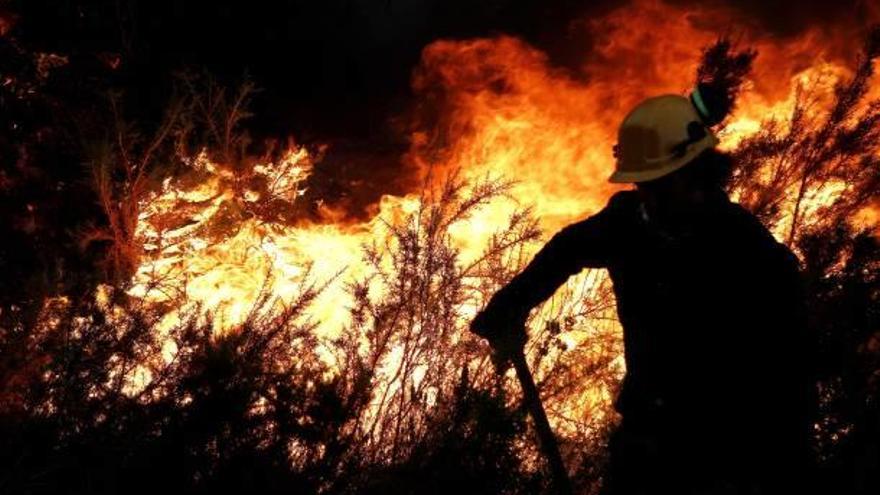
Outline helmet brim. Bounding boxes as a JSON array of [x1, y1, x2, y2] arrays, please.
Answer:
[[608, 134, 719, 184]]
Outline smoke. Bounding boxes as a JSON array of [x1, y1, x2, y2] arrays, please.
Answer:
[[300, 0, 879, 224], [6, 0, 876, 224], [673, 0, 874, 38], [323, 0, 875, 222]]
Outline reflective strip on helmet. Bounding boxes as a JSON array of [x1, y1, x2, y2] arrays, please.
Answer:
[[691, 87, 711, 122]]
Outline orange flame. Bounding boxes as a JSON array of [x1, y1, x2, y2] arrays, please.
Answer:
[[125, 0, 877, 429]]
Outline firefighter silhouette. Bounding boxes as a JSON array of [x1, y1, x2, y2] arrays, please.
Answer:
[[471, 84, 815, 494]]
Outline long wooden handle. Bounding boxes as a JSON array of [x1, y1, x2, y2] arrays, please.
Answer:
[[510, 349, 573, 495]]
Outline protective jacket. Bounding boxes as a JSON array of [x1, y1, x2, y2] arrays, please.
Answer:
[[477, 190, 814, 491]]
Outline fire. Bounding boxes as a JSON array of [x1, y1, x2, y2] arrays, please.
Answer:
[[407, 0, 877, 241], [125, 0, 876, 436], [132, 148, 389, 334]]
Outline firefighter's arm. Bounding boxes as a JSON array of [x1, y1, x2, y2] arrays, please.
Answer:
[[470, 198, 618, 346]]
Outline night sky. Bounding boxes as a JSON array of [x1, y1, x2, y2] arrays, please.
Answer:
[[9, 0, 868, 141]]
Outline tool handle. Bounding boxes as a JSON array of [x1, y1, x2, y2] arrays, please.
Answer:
[[510, 349, 573, 495]]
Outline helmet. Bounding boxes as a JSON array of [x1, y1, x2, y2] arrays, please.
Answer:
[[609, 92, 719, 183]]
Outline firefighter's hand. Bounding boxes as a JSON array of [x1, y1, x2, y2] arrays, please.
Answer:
[[470, 308, 527, 367]]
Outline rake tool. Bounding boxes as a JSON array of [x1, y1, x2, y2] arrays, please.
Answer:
[[508, 346, 573, 495]]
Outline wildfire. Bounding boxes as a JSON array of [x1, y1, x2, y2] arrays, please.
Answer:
[[125, 0, 877, 437]]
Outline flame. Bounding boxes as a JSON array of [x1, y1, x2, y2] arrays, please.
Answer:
[[125, 0, 878, 434], [132, 148, 389, 334]]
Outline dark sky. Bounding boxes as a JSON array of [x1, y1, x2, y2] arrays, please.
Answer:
[[10, 0, 870, 141], [12, 0, 594, 140]]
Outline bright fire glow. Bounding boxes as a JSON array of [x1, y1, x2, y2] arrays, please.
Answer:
[[125, 0, 878, 434]]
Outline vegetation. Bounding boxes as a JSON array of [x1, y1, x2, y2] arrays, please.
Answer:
[[1, 6, 878, 494]]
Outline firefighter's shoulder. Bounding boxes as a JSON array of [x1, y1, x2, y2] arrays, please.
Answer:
[[598, 190, 642, 223], [606, 190, 640, 211], [563, 190, 639, 237], [555, 191, 638, 239]]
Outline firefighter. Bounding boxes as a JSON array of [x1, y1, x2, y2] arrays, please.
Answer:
[[470, 84, 815, 494]]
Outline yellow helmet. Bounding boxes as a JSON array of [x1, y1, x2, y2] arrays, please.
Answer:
[[609, 92, 719, 183]]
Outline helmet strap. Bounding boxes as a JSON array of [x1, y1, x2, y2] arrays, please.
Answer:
[[670, 122, 708, 158]]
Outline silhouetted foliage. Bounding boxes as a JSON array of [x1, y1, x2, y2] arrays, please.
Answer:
[[0, 174, 549, 494], [1, 6, 879, 494], [695, 39, 757, 127], [722, 27, 880, 494]]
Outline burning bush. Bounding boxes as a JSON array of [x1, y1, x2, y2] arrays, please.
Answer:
[[1, 2, 879, 494]]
